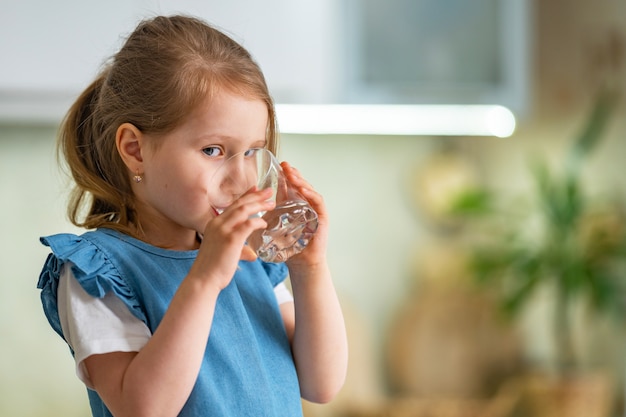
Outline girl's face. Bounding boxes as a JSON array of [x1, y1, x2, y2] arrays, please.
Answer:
[[135, 89, 268, 249]]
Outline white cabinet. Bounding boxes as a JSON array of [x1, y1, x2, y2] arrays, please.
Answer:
[[1, 0, 530, 136], [0, 0, 342, 122]]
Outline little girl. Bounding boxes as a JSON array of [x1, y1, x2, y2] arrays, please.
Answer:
[[37, 15, 347, 417]]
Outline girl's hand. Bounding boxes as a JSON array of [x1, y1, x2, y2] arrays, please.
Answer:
[[280, 162, 329, 270], [190, 187, 275, 289]]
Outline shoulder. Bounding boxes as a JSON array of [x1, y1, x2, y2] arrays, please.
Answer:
[[39, 229, 125, 298], [38, 229, 148, 335]]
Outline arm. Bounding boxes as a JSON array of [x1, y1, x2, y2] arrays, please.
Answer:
[[282, 264, 348, 404], [84, 277, 221, 417], [84, 188, 275, 417], [280, 163, 349, 404]]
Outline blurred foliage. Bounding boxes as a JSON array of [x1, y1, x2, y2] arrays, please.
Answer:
[[451, 88, 626, 372]]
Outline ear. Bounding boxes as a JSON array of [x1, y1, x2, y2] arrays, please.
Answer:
[[116, 123, 144, 173]]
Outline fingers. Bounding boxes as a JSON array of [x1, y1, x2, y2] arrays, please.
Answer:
[[194, 188, 273, 287], [280, 162, 325, 213], [279, 161, 329, 266], [206, 188, 274, 243], [218, 188, 274, 222], [281, 162, 311, 191]]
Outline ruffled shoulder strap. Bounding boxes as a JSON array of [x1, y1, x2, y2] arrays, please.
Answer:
[[37, 232, 146, 339]]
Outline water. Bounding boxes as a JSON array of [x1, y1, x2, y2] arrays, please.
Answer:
[[247, 200, 319, 263]]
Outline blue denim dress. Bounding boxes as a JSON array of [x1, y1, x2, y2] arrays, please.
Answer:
[[38, 228, 302, 417]]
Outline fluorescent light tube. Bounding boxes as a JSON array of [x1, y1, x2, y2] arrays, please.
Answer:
[[276, 104, 516, 137]]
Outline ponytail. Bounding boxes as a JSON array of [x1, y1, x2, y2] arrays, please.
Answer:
[[58, 70, 137, 235]]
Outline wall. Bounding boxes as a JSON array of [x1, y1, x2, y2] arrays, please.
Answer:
[[0, 126, 87, 415]]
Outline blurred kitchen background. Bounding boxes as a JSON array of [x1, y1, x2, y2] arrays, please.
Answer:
[[1, 0, 626, 416]]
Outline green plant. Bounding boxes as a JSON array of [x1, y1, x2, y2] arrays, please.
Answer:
[[453, 89, 626, 373]]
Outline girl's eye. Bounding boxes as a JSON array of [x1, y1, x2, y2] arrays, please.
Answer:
[[243, 148, 260, 158], [202, 147, 223, 157]]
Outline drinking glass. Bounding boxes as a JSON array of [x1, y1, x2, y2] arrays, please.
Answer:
[[208, 148, 318, 262]]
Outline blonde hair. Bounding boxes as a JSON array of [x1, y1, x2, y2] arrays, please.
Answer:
[[58, 15, 279, 237]]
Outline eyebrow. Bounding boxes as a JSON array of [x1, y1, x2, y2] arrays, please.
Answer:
[[195, 134, 265, 145]]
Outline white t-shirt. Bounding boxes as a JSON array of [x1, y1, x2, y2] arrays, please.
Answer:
[[57, 263, 293, 388]]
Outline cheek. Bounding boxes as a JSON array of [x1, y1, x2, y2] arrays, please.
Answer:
[[142, 150, 211, 212], [151, 168, 209, 209], [143, 163, 183, 204], [146, 154, 186, 189]]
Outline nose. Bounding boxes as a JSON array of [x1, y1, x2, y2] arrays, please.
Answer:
[[228, 155, 247, 187], [219, 154, 256, 197]]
